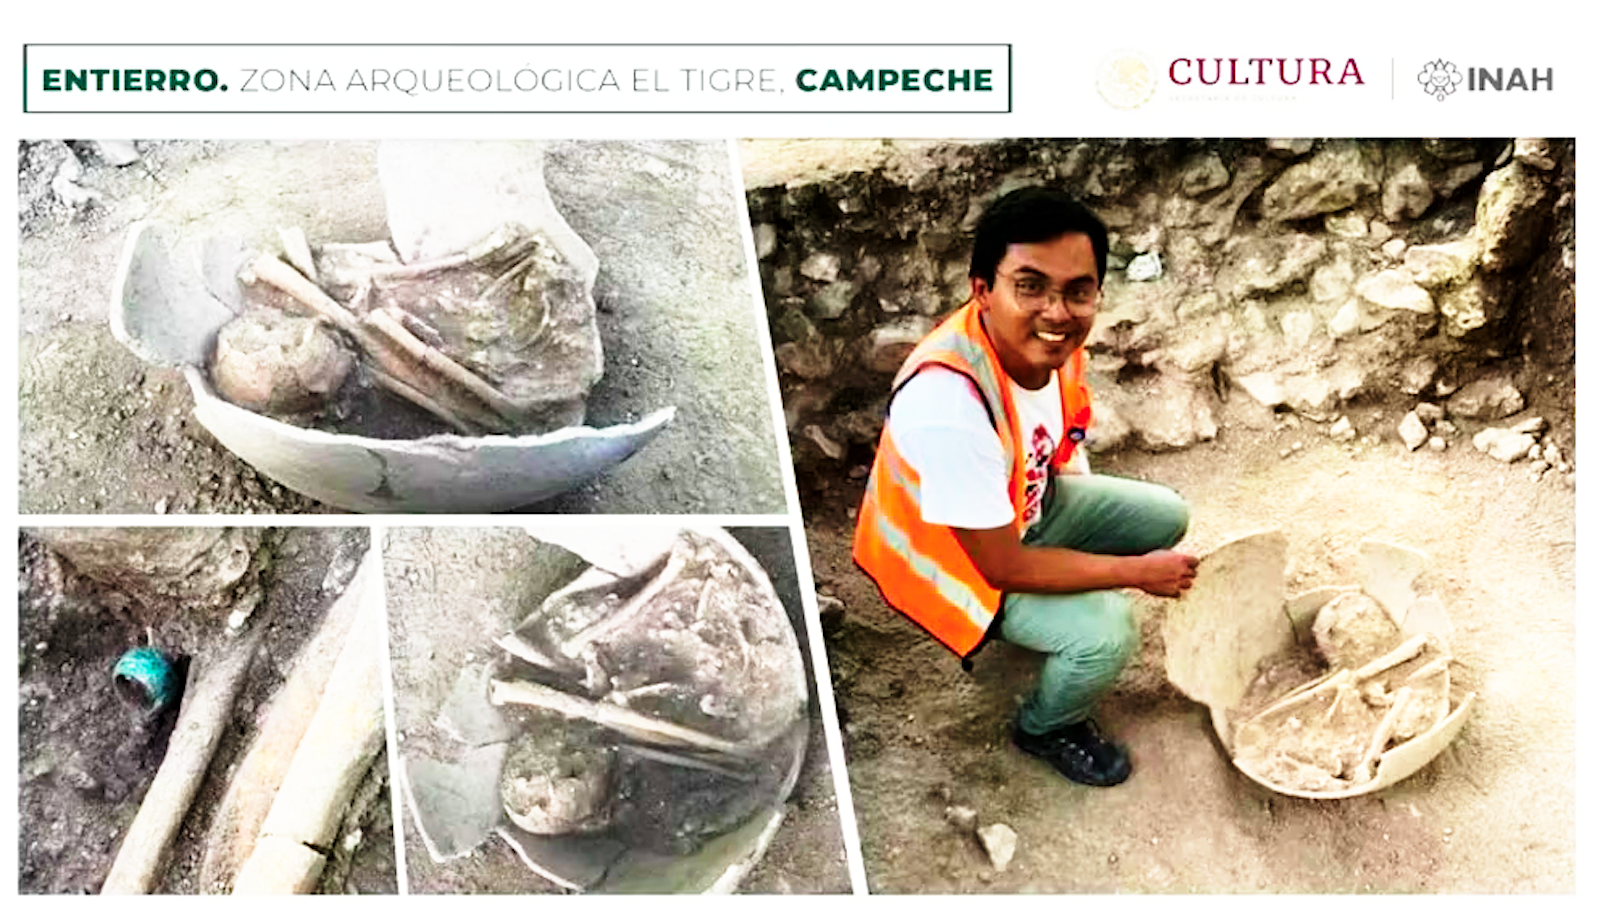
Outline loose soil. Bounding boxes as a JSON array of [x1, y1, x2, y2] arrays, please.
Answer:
[[17, 527, 395, 894], [811, 403, 1574, 892], [18, 140, 785, 514]]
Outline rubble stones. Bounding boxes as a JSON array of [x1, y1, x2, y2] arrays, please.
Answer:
[[1403, 240, 1478, 288], [1473, 427, 1537, 462], [1216, 234, 1327, 300], [943, 805, 978, 832], [1512, 138, 1557, 171], [744, 139, 1568, 473], [1413, 403, 1444, 426], [1126, 252, 1164, 282], [1446, 376, 1524, 420], [1476, 161, 1551, 272], [1329, 417, 1357, 442], [1397, 358, 1438, 395], [1381, 161, 1434, 221], [1355, 270, 1433, 314], [1260, 144, 1381, 222], [1399, 412, 1429, 451], [1179, 153, 1230, 196]]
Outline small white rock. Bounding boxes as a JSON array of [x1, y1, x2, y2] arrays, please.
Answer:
[[977, 823, 1018, 873], [1329, 417, 1357, 442], [1399, 412, 1430, 451], [1428, 436, 1447, 452]]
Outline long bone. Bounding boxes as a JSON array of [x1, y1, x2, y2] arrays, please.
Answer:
[[558, 550, 687, 658], [489, 678, 758, 760]]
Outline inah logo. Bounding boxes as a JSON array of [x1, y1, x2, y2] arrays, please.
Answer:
[[1417, 59, 1463, 101], [1096, 51, 1156, 109]]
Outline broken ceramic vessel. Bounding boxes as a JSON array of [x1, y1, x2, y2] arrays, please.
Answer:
[[108, 141, 672, 513], [401, 526, 807, 892], [1162, 531, 1475, 799]]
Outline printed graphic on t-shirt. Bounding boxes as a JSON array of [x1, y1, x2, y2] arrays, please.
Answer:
[[1022, 423, 1055, 525]]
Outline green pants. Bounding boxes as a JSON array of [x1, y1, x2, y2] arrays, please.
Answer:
[[1002, 474, 1189, 736]]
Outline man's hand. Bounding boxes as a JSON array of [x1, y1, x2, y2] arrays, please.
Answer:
[[1129, 549, 1199, 597]]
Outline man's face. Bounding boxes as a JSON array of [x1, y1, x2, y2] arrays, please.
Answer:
[[973, 232, 1099, 390]]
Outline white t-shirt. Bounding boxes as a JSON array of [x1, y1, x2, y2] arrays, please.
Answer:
[[887, 365, 1082, 530]]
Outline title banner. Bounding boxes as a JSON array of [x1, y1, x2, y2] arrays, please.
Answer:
[[23, 44, 1011, 114]]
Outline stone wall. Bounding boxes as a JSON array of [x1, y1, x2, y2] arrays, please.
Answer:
[[744, 138, 1574, 475]]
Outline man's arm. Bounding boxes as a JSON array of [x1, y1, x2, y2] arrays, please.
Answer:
[[952, 525, 1197, 597]]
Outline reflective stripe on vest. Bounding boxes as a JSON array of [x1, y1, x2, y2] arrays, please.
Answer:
[[853, 300, 1092, 659]]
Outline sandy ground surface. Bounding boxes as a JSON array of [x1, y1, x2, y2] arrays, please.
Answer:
[[17, 527, 394, 894], [383, 526, 849, 894], [18, 140, 785, 514], [810, 401, 1574, 893]]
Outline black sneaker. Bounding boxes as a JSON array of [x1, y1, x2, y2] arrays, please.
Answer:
[[1012, 718, 1132, 787]]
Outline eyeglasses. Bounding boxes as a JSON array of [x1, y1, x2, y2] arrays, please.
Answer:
[[996, 272, 1102, 314]]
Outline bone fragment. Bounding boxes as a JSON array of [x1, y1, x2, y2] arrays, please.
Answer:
[[1354, 686, 1412, 783], [245, 253, 514, 435], [231, 553, 385, 894], [1354, 633, 1431, 681], [101, 631, 264, 894], [364, 306, 525, 424], [558, 551, 688, 658], [489, 678, 757, 759]]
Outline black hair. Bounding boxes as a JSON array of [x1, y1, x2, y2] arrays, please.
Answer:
[[968, 186, 1110, 286]]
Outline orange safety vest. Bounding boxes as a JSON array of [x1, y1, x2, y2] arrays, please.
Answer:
[[852, 300, 1093, 661]]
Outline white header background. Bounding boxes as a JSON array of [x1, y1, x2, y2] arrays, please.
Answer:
[[5, 1, 1594, 895]]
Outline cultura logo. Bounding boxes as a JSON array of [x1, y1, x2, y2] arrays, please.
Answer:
[[1417, 59, 1463, 101], [1096, 51, 1156, 110]]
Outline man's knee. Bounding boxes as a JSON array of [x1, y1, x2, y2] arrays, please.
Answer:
[[1082, 591, 1138, 666], [1150, 485, 1190, 548]]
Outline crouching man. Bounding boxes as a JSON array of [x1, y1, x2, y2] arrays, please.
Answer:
[[853, 187, 1198, 787]]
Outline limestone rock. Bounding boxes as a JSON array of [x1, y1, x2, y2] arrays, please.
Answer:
[[1324, 211, 1368, 239], [1435, 275, 1499, 337], [1355, 269, 1433, 314], [1126, 252, 1163, 282], [1329, 417, 1357, 442], [1310, 258, 1356, 305], [1179, 152, 1231, 196], [93, 140, 142, 167], [977, 823, 1018, 873], [863, 317, 935, 373], [808, 281, 858, 320], [1398, 357, 1438, 395], [1414, 403, 1445, 426], [774, 338, 836, 381], [1512, 138, 1557, 171], [1447, 376, 1524, 419], [1403, 240, 1478, 288], [1265, 139, 1315, 157], [1398, 412, 1429, 451], [1476, 161, 1551, 272], [1103, 376, 1219, 450], [1195, 156, 1269, 245], [1473, 427, 1536, 462], [1084, 401, 1132, 452], [1436, 161, 1484, 199], [1428, 436, 1447, 452], [1381, 238, 1407, 260], [1510, 416, 1547, 436], [1382, 161, 1433, 221], [800, 251, 841, 282], [34, 527, 263, 606], [211, 308, 355, 414], [1260, 144, 1381, 221], [1327, 301, 1361, 339], [1216, 234, 1327, 300], [753, 223, 778, 260]]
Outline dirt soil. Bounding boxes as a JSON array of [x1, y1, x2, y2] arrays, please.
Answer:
[[812, 401, 1574, 893], [383, 525, 849, 894], [17, 526, 395, 894], [18, 140, 785, 514]]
